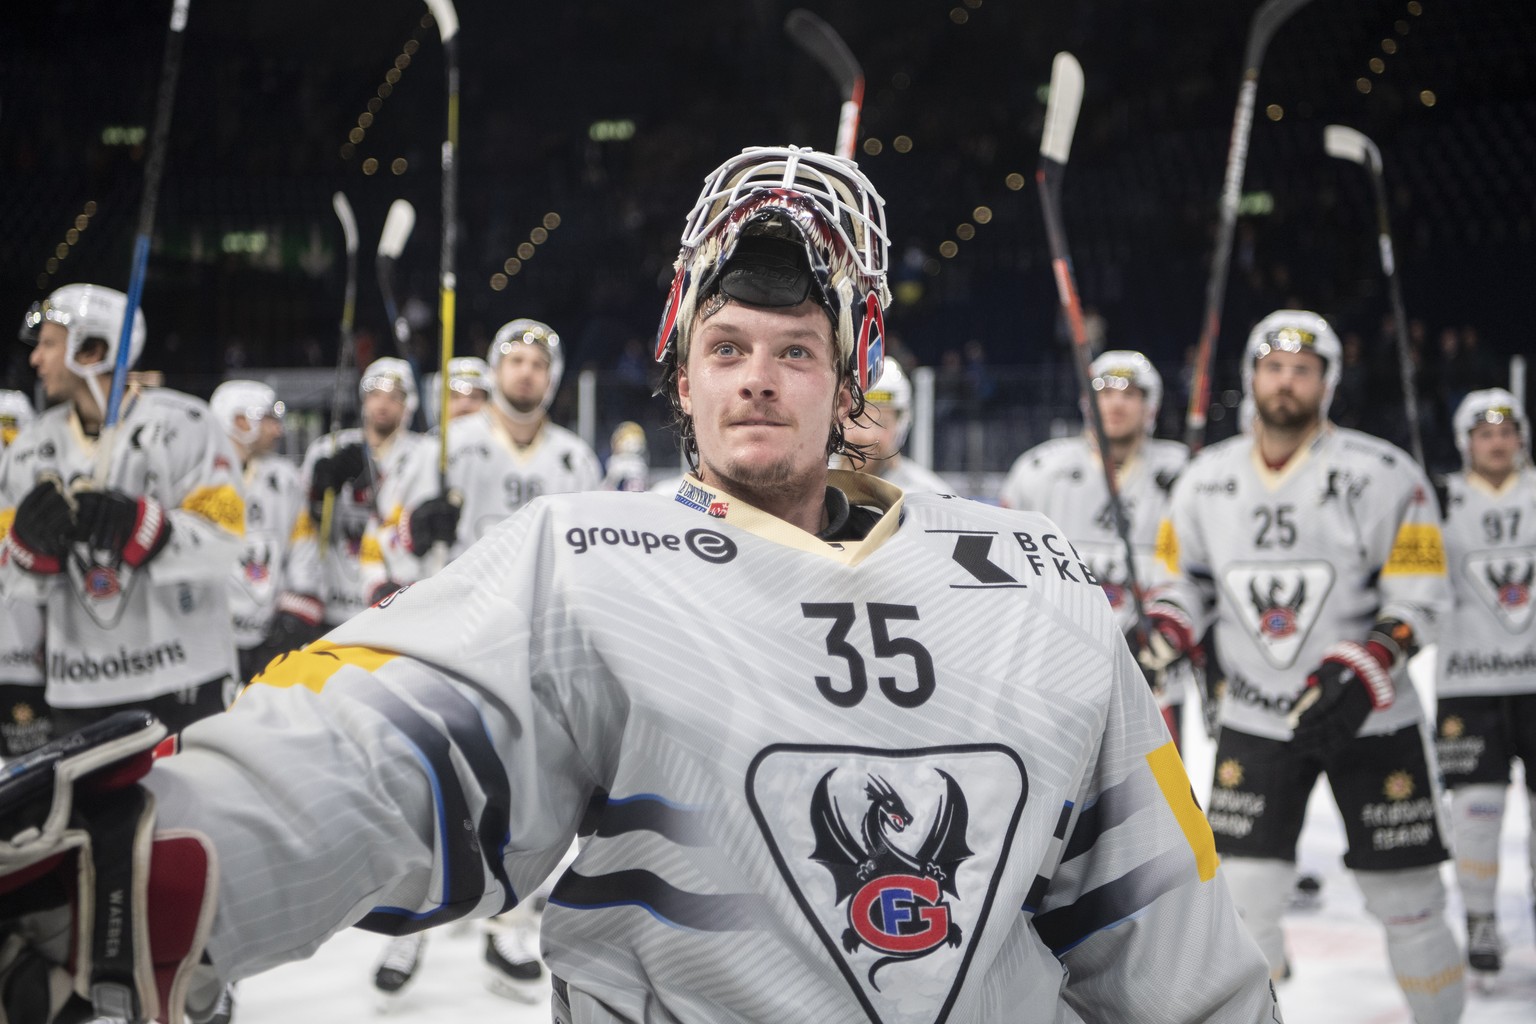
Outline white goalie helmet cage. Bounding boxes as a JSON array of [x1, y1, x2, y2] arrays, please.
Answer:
[[654, 145, 893, 392], [0, 389, 36, 446], [27, 285, 148, 414], [1241, 309, 1343, 419], [862, 356, 913, 450], [1453, 387, 1530, 466], [489, 318, 564, 416], [359, 356, 419, 421], [1088, 350, 1163, 433], [210, 380, 284, 446]]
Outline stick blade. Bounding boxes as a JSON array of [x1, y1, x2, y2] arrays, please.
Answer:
[[1040, 52, 1084, 165], [1323, 124, 1381, 173], [377, 200, 417, 259], [331, 192, 359, 255], [785, 8, 861, 98], [424, 0, 460, 43]]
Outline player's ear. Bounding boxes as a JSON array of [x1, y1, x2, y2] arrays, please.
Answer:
[[676, 360, 693, 416]]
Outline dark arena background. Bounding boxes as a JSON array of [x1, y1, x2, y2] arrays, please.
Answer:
[[3, 0, 1532, 475]]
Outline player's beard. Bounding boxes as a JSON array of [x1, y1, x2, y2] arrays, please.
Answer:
[[1254, 390, 1320, 432]]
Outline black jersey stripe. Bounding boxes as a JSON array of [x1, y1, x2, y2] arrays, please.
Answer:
[[1060, 773, 1142, 864], [1032, 852, 1189, 956], [549, 868, 769, 932], [592, 793, 712, 846], [350, 685, 485, 933]]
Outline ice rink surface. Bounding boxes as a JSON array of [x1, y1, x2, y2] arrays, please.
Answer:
[[231, 649, 1536, 1021]]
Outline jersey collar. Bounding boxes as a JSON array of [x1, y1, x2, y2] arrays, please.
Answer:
[[669, 469, 904, 565]]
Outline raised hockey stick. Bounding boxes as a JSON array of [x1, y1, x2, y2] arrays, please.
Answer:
[[100, 0, 191, 461], [319, 191, 361, 553], [424, 0, 460, 492], [376, 199, 417, 355], [785, 9, 864, 160], [1182, 0, 1315, 452], [1036, 52, 1153, 647], [1324, 124, 1425, 466]]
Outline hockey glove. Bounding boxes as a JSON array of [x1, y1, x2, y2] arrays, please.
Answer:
[[1288, 636, 1398, 761], [74, 491, 172, 568], [308, 444, 370, 509], [400, 494, 461, 555], [1135, 607, 1199, 693], [8, 481, 76, 574], [0, 711, 220, 1024], [264, 592, 326, 659]]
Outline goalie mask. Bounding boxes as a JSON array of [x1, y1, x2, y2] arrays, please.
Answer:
[[1088, 350, 1162, 433], [24, 284, 147, 414], [1454, 388, 1529, 466], [359, 356, 419, 422], [0, 389, 35, 447], [654, 145, 892, 392], [210, 380, 285, 446], [1241, 309, 1343, 419], [489, 318, 563, 422], [862, 356, 913, 450]]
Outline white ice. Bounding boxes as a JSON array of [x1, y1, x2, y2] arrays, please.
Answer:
[[230, 647, 1536, 1021]]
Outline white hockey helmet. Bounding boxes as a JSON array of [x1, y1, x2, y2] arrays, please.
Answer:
[[861, 356, 913, 449], [27, 285, 147, 412], [655, 145, 893, 392], [1089, 350, 1162, 433], [359, 356, 419, 420], [210, 380, 284, 446], [1241, 309, 1343, 418], [488, 318, 564, 420], [1453, 387, 1529, 465], [0, 389, 36, 446], [447, 356, 493, 396], [611, 420, 648, 458]]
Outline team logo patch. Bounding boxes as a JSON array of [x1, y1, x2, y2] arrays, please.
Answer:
[[243, 560, 270, 583], [1216, 758, 1244, 789], [1463, 550, 1536, 634], [67, 554, 136, 629], [84, 565, 120, 597], [707, 501, 729, 518], [1220, 561, 1335, 670], [1074, 541, 1149, 615], [747, 744, 1026, 1024], [1383, 770, 1415, 802]]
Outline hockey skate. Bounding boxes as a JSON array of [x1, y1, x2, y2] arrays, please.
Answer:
[[484, 917, 546, 1003], [373, 932, 427, 1011], [1465, 913, 1501, 990]]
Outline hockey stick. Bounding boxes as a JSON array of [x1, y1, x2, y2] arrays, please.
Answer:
[[1324, 124, 1425, 466], [424, 0, 460, 495], [99, 0, 191, 467], [376, 199, 417, 356], [1036, 52, 1152, 648], [785, 9, 864, 161], [319, 191, 361, 554], [1182, 0, 1316, 452]]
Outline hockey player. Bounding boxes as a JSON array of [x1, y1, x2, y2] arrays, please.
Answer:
[[1145, 309, 1462, 1021], [836, 355, 950, 492], [273, 357, 427, 646], [209, 381, 303, 685], [0, 147, 1278, 1024], [603, 421, 651, 492], [1434, 387, 1536, 983], [0, 284, 244, 736], [0, 389, 48, 756], [1000, 350, 1190, 740], [392, 319, 601, 568], [423, 355, 493, 428]]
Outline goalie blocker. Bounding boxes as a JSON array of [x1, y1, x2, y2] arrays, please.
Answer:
[[0, 711, 219, 1024]]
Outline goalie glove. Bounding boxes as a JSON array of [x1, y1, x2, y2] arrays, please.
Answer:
[[0, 711, 220, 1024], [1287, 621, 1411, 761], [74, 491, 172, 568]]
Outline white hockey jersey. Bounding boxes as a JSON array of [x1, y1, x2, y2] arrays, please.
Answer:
[[1436, 468, 1536, 696], [868, 455, 952, 495], [0, 444, 43, 686], [392, 412, 601, 568], [226, 455, 304, 649], [0, 390, 244, 707], [287, 428, 426, 625], [147, 471, 1278, 1023], [1151, 425, 1449, 741]]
